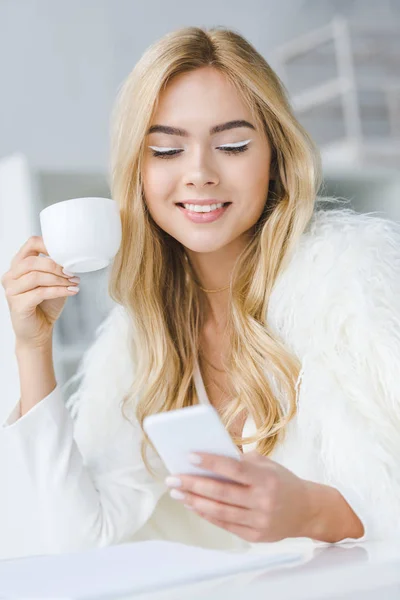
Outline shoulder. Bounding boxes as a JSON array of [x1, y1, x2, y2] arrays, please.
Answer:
[[303, 202, 400, 261], [302, 203, 400, 292], [268, 202, 400, 354], [276, 200, 400, 293]]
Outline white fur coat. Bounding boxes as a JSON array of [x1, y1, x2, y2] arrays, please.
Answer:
[[64, 204, 400, 541]]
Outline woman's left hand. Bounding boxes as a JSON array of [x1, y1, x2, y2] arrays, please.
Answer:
[[165, 451, 319, 543]]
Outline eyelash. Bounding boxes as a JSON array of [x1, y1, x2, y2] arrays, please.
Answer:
[[150, 144, 250, 159]]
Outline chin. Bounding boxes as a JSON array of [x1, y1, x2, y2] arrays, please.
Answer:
[[179, 238, 231, 254]]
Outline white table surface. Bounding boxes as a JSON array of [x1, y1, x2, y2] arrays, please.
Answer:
[[113, 538, 400, 600], [2, 537, 400, 599]]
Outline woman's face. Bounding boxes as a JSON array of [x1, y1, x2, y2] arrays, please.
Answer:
[[142, 66, 273, 254]]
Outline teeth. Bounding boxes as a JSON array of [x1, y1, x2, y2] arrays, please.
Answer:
[[183, 202, 225, 212]]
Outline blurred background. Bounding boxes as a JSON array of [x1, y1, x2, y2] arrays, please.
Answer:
[[1, 0, 399, 420]]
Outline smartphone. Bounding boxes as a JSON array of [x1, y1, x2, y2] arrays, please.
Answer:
[[143, 404, 241, 481]]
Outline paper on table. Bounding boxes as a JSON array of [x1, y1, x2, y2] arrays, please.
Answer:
[[0, 540, 303, 599]]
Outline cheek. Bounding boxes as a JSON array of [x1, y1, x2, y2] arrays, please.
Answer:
[[233, 156, 271, 215], [230, 151, 270, 187], [142, 164, 176, 209], [248, 152, 271, 186]]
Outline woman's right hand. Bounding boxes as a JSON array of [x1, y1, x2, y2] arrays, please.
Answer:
[[1, 236, 80, 349]]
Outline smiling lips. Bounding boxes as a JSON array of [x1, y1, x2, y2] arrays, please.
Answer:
[[176, 202, 231, 223], [176, 199, 231, 213], [181, 202, 226, 213], [177, 199, 228, 206]]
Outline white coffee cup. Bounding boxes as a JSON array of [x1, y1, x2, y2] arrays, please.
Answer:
[[39, 197, 122, 273]]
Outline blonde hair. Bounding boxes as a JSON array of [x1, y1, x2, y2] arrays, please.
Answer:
[[108, 26, 322, 473]]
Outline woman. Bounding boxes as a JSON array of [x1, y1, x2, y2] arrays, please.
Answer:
[[1, 26, 400, 560]]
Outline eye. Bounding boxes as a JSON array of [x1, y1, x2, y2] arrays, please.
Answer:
[[217, 139, 252, 155], [148, 139, 252, 159], [149, 146, 184, 159]]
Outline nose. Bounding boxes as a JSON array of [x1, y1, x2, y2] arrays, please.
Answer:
[[181, 148, 220, 188]]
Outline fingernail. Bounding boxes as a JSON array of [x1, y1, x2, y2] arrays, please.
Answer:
[[68, 276, 80, 283], [62, 268, 75, 277], [188, 453, 202, 465], [165, 476, 182, 488], [67, 286, 80, 292], [184, 504, 195, 510], [169, 489, 185, 500]]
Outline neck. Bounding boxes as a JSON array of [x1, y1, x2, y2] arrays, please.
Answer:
[[185, 233, 251, 331]]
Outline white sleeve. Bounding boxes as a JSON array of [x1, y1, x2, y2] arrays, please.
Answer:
[[3, 398, 22, 426], [0, 306, 167, 560]]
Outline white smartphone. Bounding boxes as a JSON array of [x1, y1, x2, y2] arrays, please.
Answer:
[[143, 404, 241, 481]]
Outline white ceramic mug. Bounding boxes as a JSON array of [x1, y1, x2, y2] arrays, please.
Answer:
[[39, 197, 122, 273]]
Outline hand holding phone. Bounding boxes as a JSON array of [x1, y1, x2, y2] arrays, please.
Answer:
[[143, 404, 241, 481]]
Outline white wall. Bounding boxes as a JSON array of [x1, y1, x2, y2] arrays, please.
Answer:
[[0, 0, 308, 171], [0, 0, 114, 171], [2, 1, 399, 172]]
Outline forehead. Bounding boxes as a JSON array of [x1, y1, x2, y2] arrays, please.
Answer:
[[150, 67, 253, 132]]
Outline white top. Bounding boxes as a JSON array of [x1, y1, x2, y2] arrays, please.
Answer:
[[4, 208, 400, 560], [0, 359, 365, 561]]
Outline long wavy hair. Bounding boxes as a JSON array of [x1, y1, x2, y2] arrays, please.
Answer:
[[108, 25, 322, 474]]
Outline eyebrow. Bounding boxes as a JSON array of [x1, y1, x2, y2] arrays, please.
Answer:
[[146, 119, 256, 137]]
